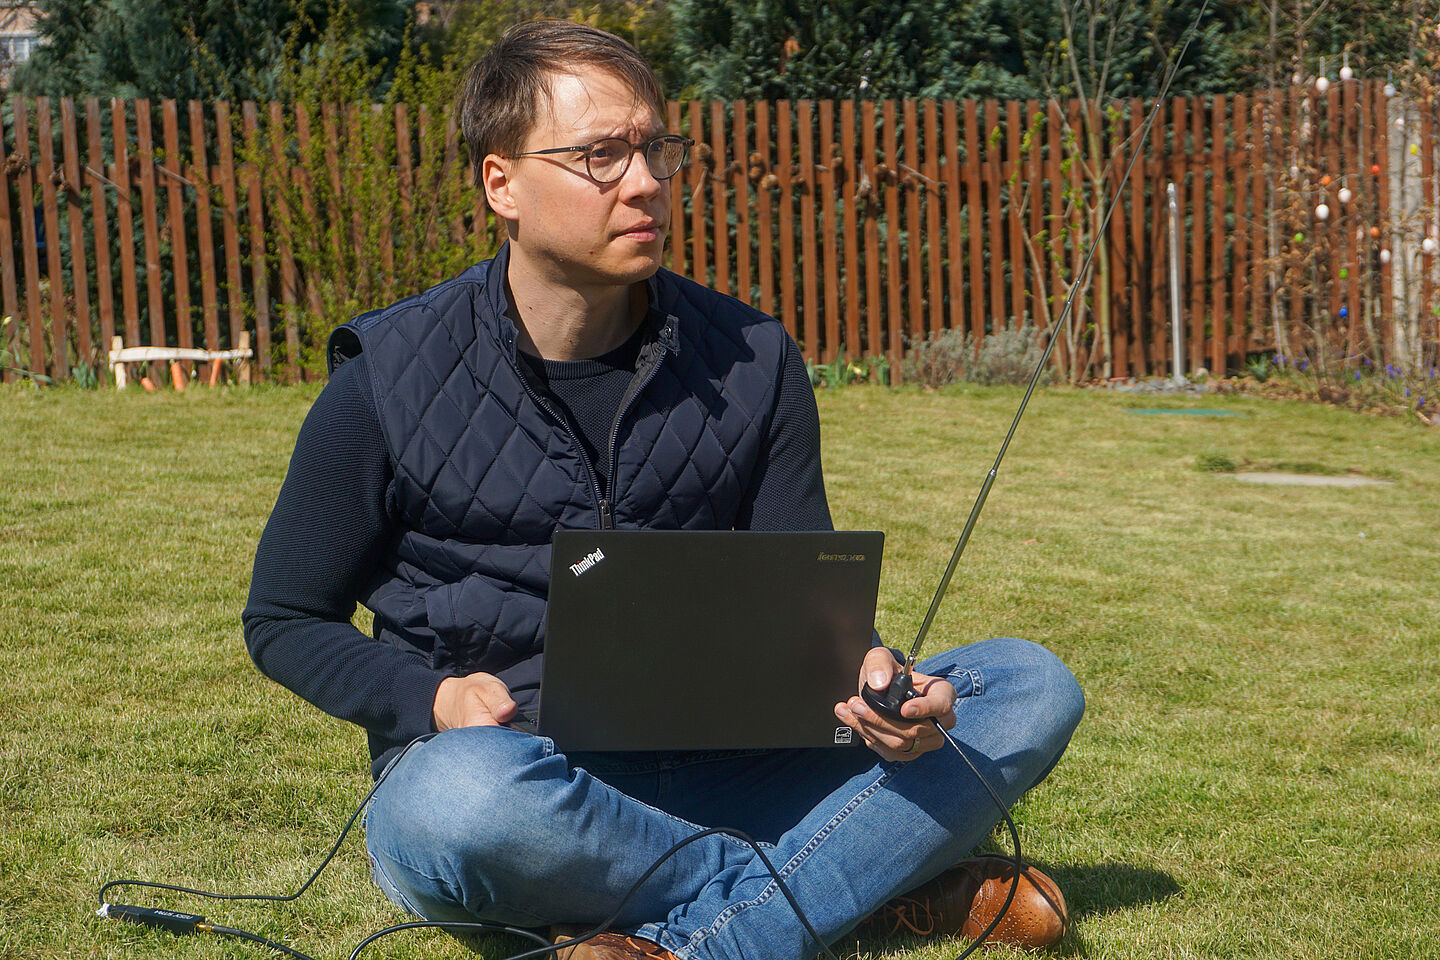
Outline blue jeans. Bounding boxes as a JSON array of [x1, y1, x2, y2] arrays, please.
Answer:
[[365, 638, 1084, 960]]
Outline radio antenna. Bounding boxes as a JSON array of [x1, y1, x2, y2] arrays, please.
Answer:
[[866, 0, 1212, 716]]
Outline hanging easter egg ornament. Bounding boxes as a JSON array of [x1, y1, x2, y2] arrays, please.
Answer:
[[1340, 268, 1348, 279], [1424, 237, 1438, 255], [1372, 163, 1382, 175], [1294, 232, 1305, 243], [1380, 248, 1392, 264], [1320, 174, 1332, 187], [1338, 187, 1353, 204], [1339, 306, 1349, 318], [1413, 144, 1420, 155], [1340, 65, 1354, 81], [1384, 82, 1397, 98], [1315, 204, 1330, 220], [1395, 116, 1406, 130], [1290, 165, 1300, 179], [1316, 76, 1330, 93]]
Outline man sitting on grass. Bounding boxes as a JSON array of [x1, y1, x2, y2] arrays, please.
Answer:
[[242, 20, 1083, 960]]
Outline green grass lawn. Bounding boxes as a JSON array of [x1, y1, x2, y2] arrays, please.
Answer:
[[1, 382, 1437, 960]]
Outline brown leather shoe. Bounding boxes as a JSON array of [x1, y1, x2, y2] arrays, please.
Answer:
[[860, 856, 1068, 949], [551, 926, 679, 959]]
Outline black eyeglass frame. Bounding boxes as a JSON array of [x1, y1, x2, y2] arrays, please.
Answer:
[[508, 134, 694, 184]]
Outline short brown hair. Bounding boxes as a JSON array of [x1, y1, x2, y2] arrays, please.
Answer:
[[458, 20, 666, 192]]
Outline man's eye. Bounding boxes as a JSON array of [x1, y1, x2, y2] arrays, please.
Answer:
[[588, 142, 625, 164]]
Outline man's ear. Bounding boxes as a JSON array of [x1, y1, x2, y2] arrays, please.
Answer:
[[482, 154, 520, 221]]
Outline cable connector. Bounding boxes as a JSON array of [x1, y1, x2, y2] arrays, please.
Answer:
[[99, 902, 208, 935]]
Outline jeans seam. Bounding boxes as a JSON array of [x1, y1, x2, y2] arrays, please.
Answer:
[[946, 666, 983, 697], [368, 846, 427, 918], [675, 764, 895, 956]]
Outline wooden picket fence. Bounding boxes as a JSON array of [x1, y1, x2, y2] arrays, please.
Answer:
[[2, 81, 1437, 384]]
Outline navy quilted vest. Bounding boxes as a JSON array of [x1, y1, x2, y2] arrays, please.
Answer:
[[327, 246, 790, 725]]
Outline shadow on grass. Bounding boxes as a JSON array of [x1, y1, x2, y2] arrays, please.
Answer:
[[1045, 860, 1181, 919], [1044, 860, 1182, 958], [852, 861, 1180, 959]]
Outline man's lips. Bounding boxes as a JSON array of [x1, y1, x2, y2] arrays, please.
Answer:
[[618, 222, 664, 238]]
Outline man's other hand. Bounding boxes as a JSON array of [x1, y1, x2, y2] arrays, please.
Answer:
[[835, 647, 957, 762], [433, 672, 518, 731]]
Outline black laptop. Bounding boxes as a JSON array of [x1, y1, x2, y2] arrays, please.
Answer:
[[538, 529, 884, 751]]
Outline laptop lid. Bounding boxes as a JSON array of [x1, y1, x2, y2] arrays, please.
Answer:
[[540, 529, 884, 751]]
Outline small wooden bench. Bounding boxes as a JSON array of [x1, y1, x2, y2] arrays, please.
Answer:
[[108, 334, 252, 389]]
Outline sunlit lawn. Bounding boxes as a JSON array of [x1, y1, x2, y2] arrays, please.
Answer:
[[1, 382, 1436, 960]]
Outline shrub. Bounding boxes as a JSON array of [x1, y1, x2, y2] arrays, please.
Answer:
[[1195, 451, 1237, 473], [901, 324, 1054, 389]]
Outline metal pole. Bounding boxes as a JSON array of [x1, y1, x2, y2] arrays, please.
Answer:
[[1167, 182, 1185, 381]]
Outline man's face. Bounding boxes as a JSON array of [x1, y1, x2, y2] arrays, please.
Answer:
[[490, 65, 670, 290]]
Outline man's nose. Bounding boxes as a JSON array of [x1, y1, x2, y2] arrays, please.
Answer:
[[618, 146, 664, 200]]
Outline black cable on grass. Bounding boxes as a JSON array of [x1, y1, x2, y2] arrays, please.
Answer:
[[348, 827, 839, 960], [98, 727, 1013, 960]]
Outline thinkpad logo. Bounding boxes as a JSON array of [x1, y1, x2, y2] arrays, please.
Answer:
[[568, 548, 605, 577]]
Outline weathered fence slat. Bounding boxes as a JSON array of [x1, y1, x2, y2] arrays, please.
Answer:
[[861, 100, 881, 361], [15, 100, 46, 375], [709, 100, 729, 299], [818, 99, 839, 360], [0, 102, 19, 381], [111, 99, 141, 351], [841, 100, 860, 359], [270, 100, 300, 381], [60, 99, 93, 371], [135, 99, 167, 365], [966, 100, 986, 346], [240, 102, 271, 370], [161, 100, 193, 364], [924, 100, 942, 341], [797, 99, 818, 360], [188, 101, 219, 353], [36, 98, 68, 377], [882, 101, 902, 362], [214, 102, 243, 352], [733, 99, 751, 306], [776, 101, 796, 344], [86, 98, 115, 371]]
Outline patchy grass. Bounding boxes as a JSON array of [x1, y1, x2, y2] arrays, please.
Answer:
[[2, 383, 1437, 960]]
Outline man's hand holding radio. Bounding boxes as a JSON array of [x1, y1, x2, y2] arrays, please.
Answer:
[[835, 647, 957, 762]]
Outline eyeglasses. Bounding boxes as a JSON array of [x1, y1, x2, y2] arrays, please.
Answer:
[[509, 134, 694, 184]]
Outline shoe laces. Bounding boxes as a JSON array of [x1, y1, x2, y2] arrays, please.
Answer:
[[869, 894, 938, 937]]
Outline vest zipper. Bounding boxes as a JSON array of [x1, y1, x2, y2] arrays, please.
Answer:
[[504, 314, 676, 531], [601, 316, 676, 518], [507, 353, 610, 528]]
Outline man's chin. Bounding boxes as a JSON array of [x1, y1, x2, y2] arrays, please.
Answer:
[[596, 247, 664, 285]]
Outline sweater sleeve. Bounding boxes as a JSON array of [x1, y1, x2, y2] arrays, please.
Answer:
[[242, 356, 447, 744], [735, 334, 833, 532]]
